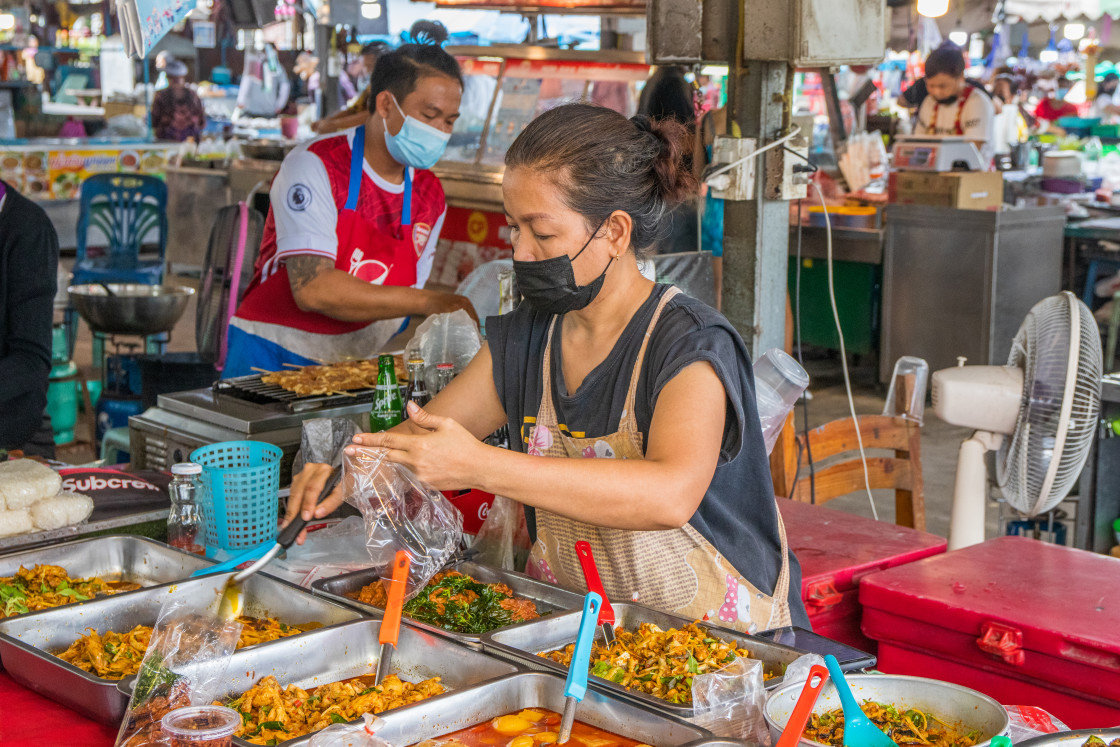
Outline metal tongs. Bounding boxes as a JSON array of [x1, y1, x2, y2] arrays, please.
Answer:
[[559, 592, 601, 744], [575, 541, 616, 647]]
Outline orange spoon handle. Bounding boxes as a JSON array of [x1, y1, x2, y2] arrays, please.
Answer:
[[776, 664, 830, 747], [379, 551, 410, 647]]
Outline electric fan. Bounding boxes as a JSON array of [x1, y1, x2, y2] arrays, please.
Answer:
[[932, 291, 1102, 550]]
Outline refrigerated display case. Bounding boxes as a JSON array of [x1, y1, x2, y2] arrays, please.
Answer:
[[427, 45, 649, 289]]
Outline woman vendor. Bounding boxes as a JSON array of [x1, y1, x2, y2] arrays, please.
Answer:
[[291, 103, 808, 632], [224, 26, 475, 377]]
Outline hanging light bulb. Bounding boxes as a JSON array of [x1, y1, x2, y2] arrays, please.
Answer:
[[949, 29, 969, 46], [1039, 25, 1059, 63], [1064, 23, 1085, 40], [917, 0, 950, 18]]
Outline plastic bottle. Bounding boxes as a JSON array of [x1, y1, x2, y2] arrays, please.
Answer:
[[1084, 136, 1104, 178], [168, 463, 204, 555]]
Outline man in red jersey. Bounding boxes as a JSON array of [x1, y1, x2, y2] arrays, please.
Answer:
[[226, 23, 476, 376]]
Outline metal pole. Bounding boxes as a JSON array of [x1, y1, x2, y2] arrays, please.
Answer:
[[721, 56, 791, 356]]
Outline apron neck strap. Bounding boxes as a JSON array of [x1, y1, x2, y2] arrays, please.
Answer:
[[345, 125, 365, 212], [621, 286, 681, 422], [402, 167, 412, 227]]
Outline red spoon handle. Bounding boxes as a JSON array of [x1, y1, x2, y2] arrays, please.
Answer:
[[575, 541, 615, 626], [776, 664, 830, 747]]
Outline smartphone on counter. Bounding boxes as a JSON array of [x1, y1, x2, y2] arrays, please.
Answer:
[[754, 626, 877, 672]]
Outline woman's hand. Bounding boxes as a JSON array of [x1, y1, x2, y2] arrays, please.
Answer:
[[282, 462, 347, 545], [347, 401, 484, 490]]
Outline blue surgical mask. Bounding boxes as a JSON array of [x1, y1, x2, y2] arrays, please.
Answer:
[[383, 95, 451, 170]]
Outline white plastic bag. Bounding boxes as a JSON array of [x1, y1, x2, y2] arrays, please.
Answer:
[[468, 495, 530, 571], [115, 584, 243, 746], [689, 655, 771, 743], [403, 309, 482, 390], [309, 714, 391, 747], [344, 447, 464, 599]]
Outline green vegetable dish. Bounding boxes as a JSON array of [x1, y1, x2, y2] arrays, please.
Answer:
[[1, 564, 139, 618], [348, 570, 542, 634], [806, 702, 982, 747]]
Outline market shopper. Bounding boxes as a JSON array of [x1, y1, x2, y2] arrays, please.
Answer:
[[1034, 71, 1079, 125], [291, 103, 809, 631], [0, 180, 59, 458], [912, 47, 996, 165], [150, 60, 206, 142], [225, 26, 476, 377]]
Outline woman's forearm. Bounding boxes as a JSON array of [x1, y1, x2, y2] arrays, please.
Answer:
[[469, 447, 704, 531]]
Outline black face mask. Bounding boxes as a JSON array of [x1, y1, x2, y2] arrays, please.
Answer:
[[513, 221, 612, 315], [933, 94, 958, 105]]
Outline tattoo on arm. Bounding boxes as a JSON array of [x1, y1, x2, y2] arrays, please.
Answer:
[[287, 255, 333, 294]]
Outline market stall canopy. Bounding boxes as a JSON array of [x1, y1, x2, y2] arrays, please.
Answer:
[[1004, 0, 1102, 21]]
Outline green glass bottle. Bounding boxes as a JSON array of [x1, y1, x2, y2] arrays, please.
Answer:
[[370, 354, 403, 431]]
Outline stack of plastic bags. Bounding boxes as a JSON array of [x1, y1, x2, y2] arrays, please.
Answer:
[[0, 459, 93, 537], [838, 131, 889, 193]]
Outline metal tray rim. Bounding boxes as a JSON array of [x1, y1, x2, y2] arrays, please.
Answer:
[[1017, 729, 1120, 747], [310, 560, 584, 646], [480, 601, 807, 716], [0, 570, 367, 689]]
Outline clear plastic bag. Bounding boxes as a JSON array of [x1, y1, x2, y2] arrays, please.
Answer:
[[344, 447, 464, 599], [689, 655, 770, 743], [293, 418, 363, 474], [469, 495, 531, 571], [403, 309, 482, 389], [115, 584, 243, 746], [308, 714, 391, 747], [273, 516, 375, 587]]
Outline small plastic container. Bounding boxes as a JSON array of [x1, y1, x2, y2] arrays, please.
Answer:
[[754, 348, 810, 454], [161, 705, 240, 747], [882, 356, 929, 425]]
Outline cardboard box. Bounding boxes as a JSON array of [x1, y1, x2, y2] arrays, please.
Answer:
[[890, 170, 1004, 210], [103, 101, 147, 120]]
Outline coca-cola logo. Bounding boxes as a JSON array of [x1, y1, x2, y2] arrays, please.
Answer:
[[478, 503, 489, 521]]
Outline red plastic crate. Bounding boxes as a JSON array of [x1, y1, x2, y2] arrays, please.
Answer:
[[778, 499, 947, 652], [860, 535, 1120, 728]]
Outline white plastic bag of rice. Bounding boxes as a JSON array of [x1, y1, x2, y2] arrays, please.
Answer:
[[0, 459, 63, 510], [30, 491, 94, 531], [0, 509, 33, 537]]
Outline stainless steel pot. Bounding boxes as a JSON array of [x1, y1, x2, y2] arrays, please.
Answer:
[[764, 673, 1010, 747], [68, 283, 194, 336], [1017, 729, 1120, 747]]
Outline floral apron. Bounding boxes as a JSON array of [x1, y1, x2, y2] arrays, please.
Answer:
[[524, 286, 793, 633]]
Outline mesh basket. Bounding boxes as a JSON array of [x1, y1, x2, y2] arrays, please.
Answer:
[[190, 441, 282, 552]]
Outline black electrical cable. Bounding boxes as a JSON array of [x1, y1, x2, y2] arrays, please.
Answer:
[[789, 198, 815, 503]]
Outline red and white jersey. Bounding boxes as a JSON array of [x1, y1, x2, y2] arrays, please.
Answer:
[[232, 127, 446, 358]]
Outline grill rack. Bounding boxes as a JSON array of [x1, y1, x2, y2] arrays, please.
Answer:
[[213, 373, 378, 413]]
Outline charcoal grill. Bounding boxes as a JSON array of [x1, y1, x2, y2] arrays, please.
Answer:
[[212, 373, 378, 413]]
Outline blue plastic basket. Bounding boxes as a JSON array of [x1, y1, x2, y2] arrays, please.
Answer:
[[190, 441, 282, 552]]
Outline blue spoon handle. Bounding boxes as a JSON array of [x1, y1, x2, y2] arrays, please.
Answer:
[[824, 655, 862, 718], [564, 592, 602, 702]]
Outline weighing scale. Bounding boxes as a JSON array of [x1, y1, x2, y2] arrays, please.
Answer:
[[892, 135, 984, 172]]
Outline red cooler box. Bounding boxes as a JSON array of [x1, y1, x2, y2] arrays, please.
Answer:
[[779, 499, 947, 652], [860, 535, 1120, 728]]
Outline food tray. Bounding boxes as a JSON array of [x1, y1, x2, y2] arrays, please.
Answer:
[[0, 534, 213, 590], [763, 673, 1011, 747], [311, 560, 584, 649], [283, 671, 712, 747], [0, 571, 364, 723], [134, 618, 523, 747], [482, 601, 806, 718], [1018, 730, 1120, 747]]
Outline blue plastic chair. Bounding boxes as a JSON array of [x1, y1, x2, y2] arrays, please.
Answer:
[[65, 174, 169, 356]]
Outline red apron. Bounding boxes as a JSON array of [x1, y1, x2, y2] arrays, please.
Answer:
[[337, 124, 417, 289]]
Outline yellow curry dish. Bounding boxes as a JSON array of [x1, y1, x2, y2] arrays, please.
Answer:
[[224, 673, 444, 745], [805, 702, 983, 747], [57, 617, 317, 679], [540, 621, 769, 705], [0, 564, 140, 618]]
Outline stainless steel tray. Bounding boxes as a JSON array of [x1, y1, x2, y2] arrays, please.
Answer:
[[482, 602, 806, 718], [1018, 730, 1120, 747], [0, 571, 364, 723], [311, 560, 584, 648], [0, 534, 213, 592], [283, 671, 713, 747], [138, 618, 523, 747]]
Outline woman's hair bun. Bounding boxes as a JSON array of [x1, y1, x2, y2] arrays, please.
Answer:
[[646, 116, 697, 206], [409, 20, 449, 45]]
